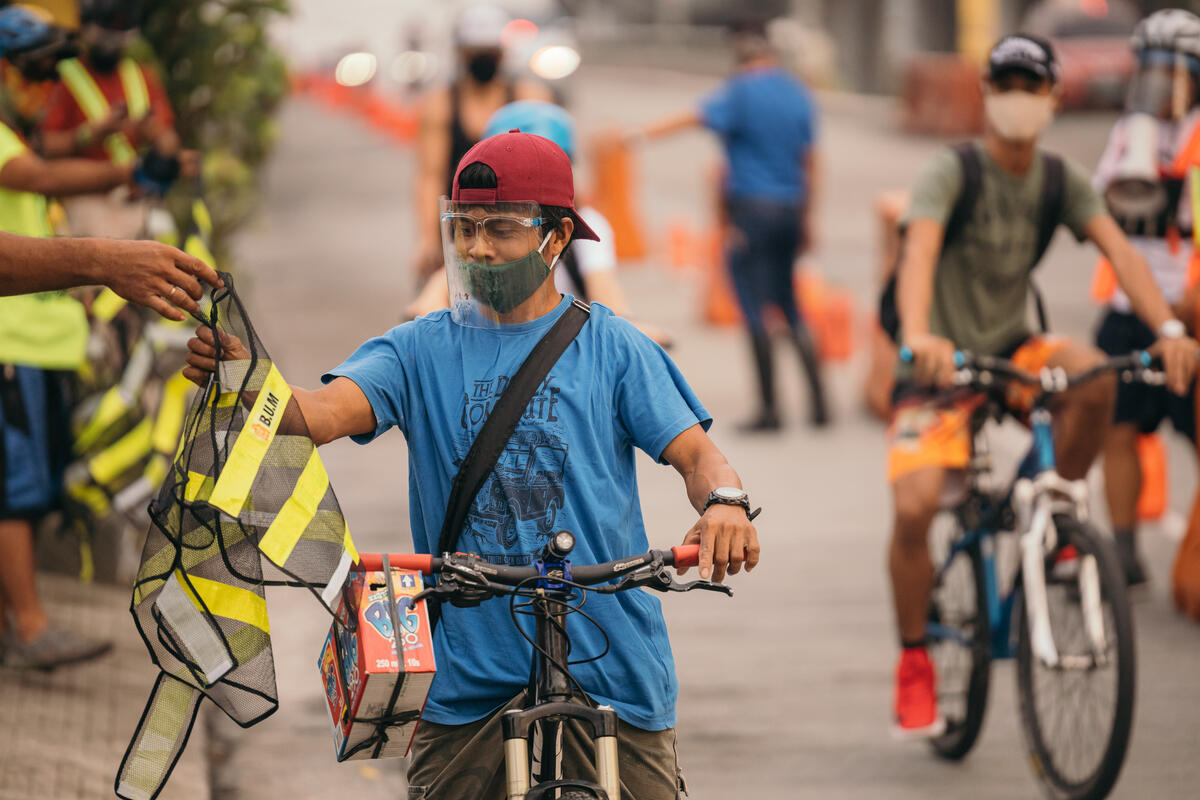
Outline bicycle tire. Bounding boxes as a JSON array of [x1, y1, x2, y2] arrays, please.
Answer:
[[926, 511, 992, 760], [1015, 518, 1135, 800]]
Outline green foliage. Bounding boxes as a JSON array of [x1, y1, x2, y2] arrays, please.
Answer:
[[137, 0, 290, 262]]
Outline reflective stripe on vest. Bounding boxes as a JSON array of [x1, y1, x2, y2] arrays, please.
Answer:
[[56, 57, 149, 165]]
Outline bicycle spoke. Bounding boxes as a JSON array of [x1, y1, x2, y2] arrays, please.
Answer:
[[1028, 579, 1120, 786]]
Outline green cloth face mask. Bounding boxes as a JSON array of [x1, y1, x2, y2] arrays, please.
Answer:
[[462, 232, 559, 314]]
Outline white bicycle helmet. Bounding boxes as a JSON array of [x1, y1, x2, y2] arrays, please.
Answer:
[[1131, 8, 1200, 59]]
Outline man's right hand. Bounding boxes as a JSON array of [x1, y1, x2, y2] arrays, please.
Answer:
[[904, 331, 957, 387], [184, 326, 250, 386], [97, 239, 222, 321]]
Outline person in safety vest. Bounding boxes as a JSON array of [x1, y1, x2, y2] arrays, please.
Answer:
[[626, 20, 828, 431], [0, 4, 182, 670], [407, 99, 673, 346], [37, 0, 184, 238], [886, 34, 1199, 739], [1093, 9, 1200, 587], [185, 131, 760, 800], [412, 2, 551, 281]]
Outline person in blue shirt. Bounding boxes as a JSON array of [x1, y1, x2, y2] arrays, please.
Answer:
[[185, 131, 760, 799], [630, 21, 828, 431]]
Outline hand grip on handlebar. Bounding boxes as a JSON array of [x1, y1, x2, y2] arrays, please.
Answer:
[[670, 544, 700, 569], [356, 553, 434, 575], [897, 345, 965, 368]]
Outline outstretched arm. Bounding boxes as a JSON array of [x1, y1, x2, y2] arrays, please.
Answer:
[[0, 233, 221, 320], [184, 327, 377, 446], [0, 151, 130, 197], [660, 423, 760, 582]]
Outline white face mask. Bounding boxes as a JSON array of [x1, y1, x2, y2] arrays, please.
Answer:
[[984, 90, 1056, 141]]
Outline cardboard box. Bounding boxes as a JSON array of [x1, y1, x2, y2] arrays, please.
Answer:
[[318, 566, 436, 761]]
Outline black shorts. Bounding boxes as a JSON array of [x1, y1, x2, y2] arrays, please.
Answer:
[[1095, 309, 1196, 441]]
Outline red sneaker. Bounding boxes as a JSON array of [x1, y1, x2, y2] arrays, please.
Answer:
[[891, 647, 946, 739]]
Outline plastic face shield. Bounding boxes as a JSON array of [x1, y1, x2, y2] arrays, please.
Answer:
[[440, 197, 556, 327], [1126, 51, 1198, 120]]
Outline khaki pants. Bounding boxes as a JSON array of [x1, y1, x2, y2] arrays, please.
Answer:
[[406, 694, 687, 799]]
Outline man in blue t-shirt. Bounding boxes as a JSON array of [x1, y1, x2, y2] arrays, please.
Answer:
[[185, 131, 760, 799], [629, 21, 828, 432]]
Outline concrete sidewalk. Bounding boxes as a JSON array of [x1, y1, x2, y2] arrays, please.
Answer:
[[0, 574, 209, 800]]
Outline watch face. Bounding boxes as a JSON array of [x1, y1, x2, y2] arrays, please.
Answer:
[[714, 487, 747, 501]]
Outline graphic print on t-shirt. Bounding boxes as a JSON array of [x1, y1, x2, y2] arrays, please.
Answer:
[[458, 372, 570, 564]]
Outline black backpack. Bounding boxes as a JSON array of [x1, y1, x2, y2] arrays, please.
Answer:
[[878, 142, 1066, 343]]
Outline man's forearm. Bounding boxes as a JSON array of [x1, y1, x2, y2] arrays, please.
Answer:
[[1109, 236, 1175, 330], [640, 110, 701, 141], [681, 450, 742, 514], [38, 158, 131, 197], [896, 259, 933, 339], [0, 234, 100, 295]]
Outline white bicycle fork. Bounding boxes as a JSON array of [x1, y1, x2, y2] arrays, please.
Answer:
[[1013, 473, 1109, 669]]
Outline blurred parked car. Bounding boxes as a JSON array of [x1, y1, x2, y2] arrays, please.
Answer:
[[1023, 0, 1139, 110]]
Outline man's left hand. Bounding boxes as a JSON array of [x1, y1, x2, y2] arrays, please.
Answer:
[[678, 504, 760, 583], [1152, 335, 1200, 395]]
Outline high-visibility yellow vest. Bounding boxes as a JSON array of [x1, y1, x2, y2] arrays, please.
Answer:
[[0, 122, 87, 368], [56, 57, 149, 166]]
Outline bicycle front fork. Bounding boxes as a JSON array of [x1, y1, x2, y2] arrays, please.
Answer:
[[501, 702, 620, 800], [1013, 474, 1109, 669]]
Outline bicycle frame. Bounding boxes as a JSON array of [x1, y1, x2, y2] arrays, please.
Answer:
[[500, 547, 621, 800], [935, 396, 1110, 669]]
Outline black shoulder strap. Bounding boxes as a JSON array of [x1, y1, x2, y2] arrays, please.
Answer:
[[1028, 153, 1066, 332], [436, 300, 590, 557], [944, 142, 983, 247], [1032, 153, 1065, 267]]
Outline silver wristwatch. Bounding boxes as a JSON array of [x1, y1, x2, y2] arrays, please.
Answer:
[[703, 487, 752, 517], [1159, 318, 1186, 340]]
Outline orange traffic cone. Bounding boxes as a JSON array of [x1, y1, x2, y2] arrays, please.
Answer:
[[1090, 257, 1118, 305], [591, 139, 647, 261], [702, 231, 739, 327], [666, 220, 691, 271], [1136, 433, 1168, 521], [821, 288, 854, 362]]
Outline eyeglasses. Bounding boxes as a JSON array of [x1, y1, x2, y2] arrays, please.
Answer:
[[442, 213, 544, 244]]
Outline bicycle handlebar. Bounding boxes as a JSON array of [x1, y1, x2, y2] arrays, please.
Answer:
[[356, 544, 701, 587], [897, 347, 1160, 393]]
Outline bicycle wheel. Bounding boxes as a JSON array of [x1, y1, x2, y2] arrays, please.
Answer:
[[1016, 518, 1135, 800], [926, 510, 992, 760]]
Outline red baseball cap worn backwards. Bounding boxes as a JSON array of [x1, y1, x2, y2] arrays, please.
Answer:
[[451, 130, 600, 242]]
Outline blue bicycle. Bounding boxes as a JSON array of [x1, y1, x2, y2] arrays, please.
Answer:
[[914, 350, 1147, 800]]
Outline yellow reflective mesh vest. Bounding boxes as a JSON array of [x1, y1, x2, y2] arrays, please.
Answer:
[[116, 274, 359, 800], [57, 56, 149, 166], [0, 121, 87, 369]]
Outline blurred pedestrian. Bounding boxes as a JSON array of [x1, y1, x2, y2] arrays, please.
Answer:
[[629, 21, 828, 430], [412, 2, 550, 281], [1093, 9, 1200, 586], [407, 98, 673, 346], [38, 0, 187, 238], [0, 4, 175, 669]]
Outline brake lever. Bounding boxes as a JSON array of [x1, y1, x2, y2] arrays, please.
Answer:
[[413, 564, 498, 608], [607, 564, 733, 596]]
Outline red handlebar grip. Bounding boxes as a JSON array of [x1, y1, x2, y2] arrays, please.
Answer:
[[356, 553, 434, 575], [670, 545, 700, 569]]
